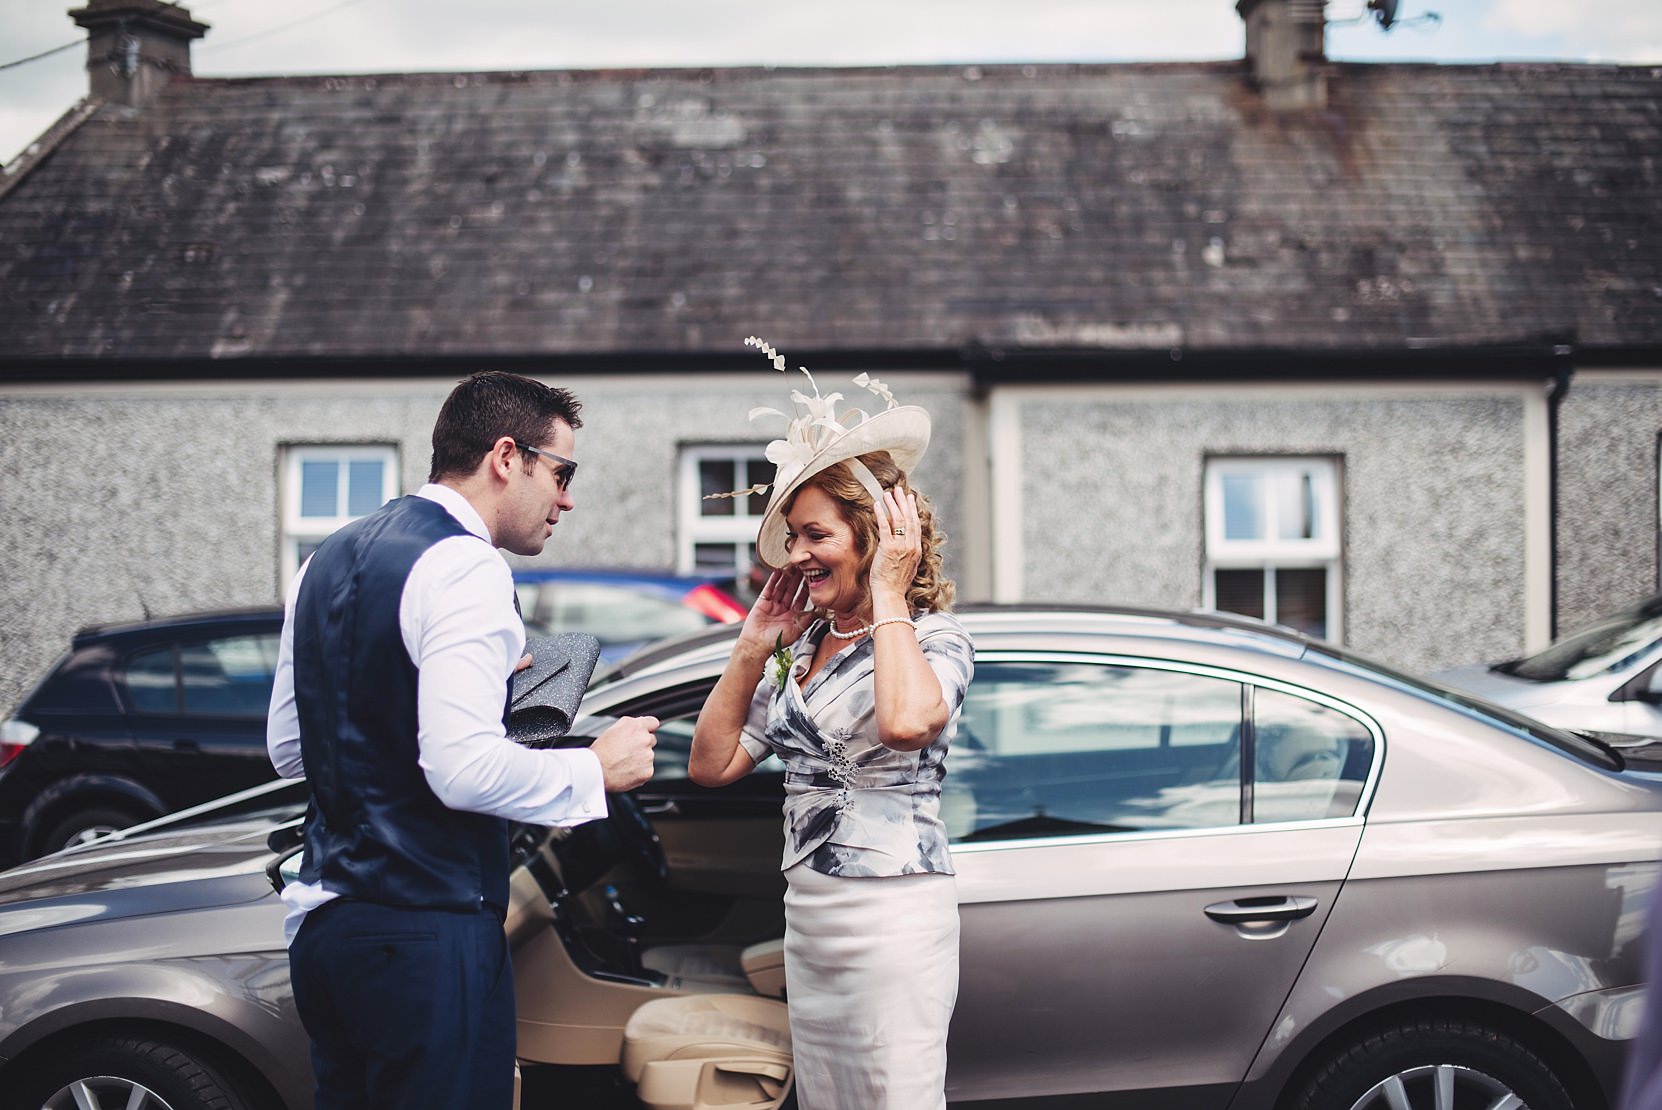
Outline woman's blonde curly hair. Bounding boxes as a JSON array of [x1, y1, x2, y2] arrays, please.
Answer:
[[783, 451, 955, 614]]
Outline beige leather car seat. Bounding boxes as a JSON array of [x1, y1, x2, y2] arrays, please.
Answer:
[[622, 993, 793, 1110], [641, 938, 786, 997]]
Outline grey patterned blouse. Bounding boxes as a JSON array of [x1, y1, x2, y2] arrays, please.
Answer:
[[739, 611, 975, 878]]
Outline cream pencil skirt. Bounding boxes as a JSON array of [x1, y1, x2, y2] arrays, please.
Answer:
[[782, 862, 960, 1110]]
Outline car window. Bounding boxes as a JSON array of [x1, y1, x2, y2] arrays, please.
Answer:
[[519, 581, 712, 648], [179, 634, 280, 716], [1252, 687, 1373, 822], [125, 644, 180, 712], [952, 661, 1244, 843]]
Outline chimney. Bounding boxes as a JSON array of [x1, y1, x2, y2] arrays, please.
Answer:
[[1237, 0, 1328, 110], [69, 0, 209, 108]]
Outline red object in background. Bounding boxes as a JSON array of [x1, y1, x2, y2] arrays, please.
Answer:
[[685, 582, 748, 623]]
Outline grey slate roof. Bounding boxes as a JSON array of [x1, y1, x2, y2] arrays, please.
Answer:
[[1, 59, 1659, 362]]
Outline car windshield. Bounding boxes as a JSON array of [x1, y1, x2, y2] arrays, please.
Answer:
[[1498, 596, 1662, 682], [1306, 645, 1621, 771]]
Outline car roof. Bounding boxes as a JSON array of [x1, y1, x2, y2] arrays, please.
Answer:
[[72, 606, 284, 645], [510, 567, 723, 587], [593, 603, 1315, 686]]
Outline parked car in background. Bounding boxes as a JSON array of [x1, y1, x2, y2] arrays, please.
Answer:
[[1, 606, 1656, 1110], [1434, 591, 1662, 740], [0, 573, 745, 867], [513, 568, 746, 662], [0, 607, 284, 866]]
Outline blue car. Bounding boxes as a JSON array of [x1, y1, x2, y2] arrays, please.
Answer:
[[512, 568, 747, 663]]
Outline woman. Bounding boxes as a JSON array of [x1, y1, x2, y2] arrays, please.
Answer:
[[691, 341, 973, 1110]]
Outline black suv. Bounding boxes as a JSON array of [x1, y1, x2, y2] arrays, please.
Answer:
[[0, 607, 284, 865]]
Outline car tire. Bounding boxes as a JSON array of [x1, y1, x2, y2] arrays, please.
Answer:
[[38, 804, 146, 856], [7, 1034, 255, 1110], [1289, 1016, 1575, 1110]]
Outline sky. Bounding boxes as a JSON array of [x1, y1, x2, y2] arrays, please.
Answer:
[[3, 0, 1661, 165]]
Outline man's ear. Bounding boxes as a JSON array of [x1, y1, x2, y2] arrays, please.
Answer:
[[488, 436, 519, 480]]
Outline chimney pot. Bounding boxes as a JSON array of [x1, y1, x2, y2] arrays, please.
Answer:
[[69, 0, 209, 108]]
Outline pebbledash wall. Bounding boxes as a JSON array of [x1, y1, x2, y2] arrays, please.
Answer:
[[0, 372, 970, 714], [986, 380, 1548, 676], [1555, 370, 1662, 633], [3, 369, 1660, 711]]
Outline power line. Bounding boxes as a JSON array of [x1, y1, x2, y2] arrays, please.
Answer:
[[199, 0, 374, 54], [0, 39, 80, 73]]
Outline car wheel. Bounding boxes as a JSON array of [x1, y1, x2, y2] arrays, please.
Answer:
[[1290, 1017, 1574, 1110], [39, 804, 146, 855], [9, 1035, 254, 1110]]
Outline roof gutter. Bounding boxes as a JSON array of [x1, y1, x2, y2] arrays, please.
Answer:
[[0, 336, 1637, 386]]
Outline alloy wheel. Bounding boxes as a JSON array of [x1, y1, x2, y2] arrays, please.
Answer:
[[40, 1075, 177, 1110], [1349, 1063, 1523, 1110]]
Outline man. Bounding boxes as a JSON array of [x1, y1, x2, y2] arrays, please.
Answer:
[[267, 371, 657, 1109]]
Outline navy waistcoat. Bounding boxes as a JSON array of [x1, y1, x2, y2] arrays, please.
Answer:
[[294, 495, 510, 912]]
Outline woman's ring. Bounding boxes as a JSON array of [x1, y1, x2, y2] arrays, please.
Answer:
[[894, 528, 906, 536]]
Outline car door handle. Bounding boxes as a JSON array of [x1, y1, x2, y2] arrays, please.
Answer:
[[1204, 896, 1319, 924], [638, 799, 681, 817]]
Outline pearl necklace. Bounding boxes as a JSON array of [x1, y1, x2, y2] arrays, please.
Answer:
[[827, 614, 917, 640]]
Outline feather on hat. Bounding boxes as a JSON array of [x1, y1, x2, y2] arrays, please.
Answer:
[[709, 338, 931, 569]]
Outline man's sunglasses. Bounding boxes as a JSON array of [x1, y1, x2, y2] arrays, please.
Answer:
[[516, 443, 578, 490]]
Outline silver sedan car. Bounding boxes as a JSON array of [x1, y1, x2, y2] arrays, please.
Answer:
[[0, 605, 1656, 1110], [1436, 592, 1662, 740]]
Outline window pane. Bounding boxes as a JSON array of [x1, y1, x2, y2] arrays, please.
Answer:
[[346, 460, 386, 516], [1276, 471, 1316, 540], [1221, 473, 1263, 540], [125, 646, 178, 713], [299, 460, 339, 518], [1253, 688, 1373, 822], [742, 459, 770, 517], [694, 542, 741, 576], [699, 460, 737, 517], [1214, 569, 1266, 620], [1274, 568, 1327, 638], [953, 663, 1243, 842], [180, 635, 280, 717]]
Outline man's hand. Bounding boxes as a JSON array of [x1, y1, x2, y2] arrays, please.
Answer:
[[591, 715, 658, 793]]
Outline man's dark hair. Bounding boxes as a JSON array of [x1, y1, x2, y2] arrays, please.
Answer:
[[428, 371, 584, 482]]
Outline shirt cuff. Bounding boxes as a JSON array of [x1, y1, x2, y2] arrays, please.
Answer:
[[549, 745, 609, 826]]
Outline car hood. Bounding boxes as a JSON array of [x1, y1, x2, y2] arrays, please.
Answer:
[[1429, 662, 1561, 709], [0, 816, 282, 935]]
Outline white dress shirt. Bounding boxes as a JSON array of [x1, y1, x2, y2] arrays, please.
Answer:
[[267, 483, 606, 943]]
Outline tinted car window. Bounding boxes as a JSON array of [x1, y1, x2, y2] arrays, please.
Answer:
[[179, 635, 280, 716], [125, 645, 179, 712], [1252, 688, 1373, 822], [954, 662, 1244, 841]]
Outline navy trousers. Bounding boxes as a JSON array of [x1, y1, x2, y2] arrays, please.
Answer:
[[290, 899, 515, 1110]]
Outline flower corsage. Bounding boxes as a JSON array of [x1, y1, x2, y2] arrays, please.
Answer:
[[770, 633, 794, 689]]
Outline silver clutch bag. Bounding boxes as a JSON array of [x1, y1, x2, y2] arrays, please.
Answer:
[[508, 633, 602, 748]]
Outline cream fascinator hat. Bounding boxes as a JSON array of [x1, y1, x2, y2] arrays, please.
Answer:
[[713, 337, 931, 569]]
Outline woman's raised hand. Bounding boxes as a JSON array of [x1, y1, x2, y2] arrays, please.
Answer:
[[738, 567, 816, 657], [869, 486, 922, 602]]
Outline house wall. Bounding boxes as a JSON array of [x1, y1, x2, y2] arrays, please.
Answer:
[[1555, 369, 1662, 632], [0, 372, 970, 715], [987, 382, 1546, 675]]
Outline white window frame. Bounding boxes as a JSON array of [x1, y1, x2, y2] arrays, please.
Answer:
[[279, 444, 401, 590], [1202, 456, 1343, 640], [677, 444, 772, 581]]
